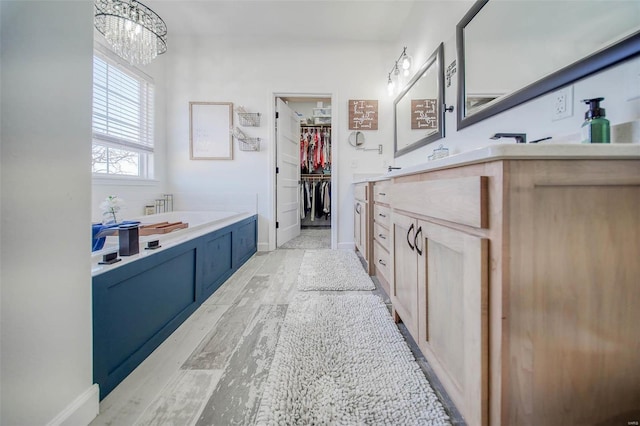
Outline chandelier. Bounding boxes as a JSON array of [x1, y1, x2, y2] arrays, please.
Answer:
[[94, 0, 167, 66]]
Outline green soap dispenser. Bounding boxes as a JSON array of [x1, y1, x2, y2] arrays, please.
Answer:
[[581, 97, 610, 143]]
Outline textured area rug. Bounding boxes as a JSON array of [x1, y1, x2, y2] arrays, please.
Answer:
[[280, 229, 331, 249], [256, 294, 450, 425], [297, 249, 374, 291]]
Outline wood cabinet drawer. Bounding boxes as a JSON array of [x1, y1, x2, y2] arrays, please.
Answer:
[[373, 182, 391, 204], [354, 183, 368, 201], [392, 176, 488, 228], [374, 221, 390, 251], [373, 204, 390, 229], [373, 240, 390, 284]]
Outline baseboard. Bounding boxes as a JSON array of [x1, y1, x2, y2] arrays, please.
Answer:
[[337, 242, 355, 250], [46, 384, 99, 426], [257, 242, 270, 252]]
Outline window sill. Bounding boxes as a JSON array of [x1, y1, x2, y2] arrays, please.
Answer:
[[92, 175, 160, 186]]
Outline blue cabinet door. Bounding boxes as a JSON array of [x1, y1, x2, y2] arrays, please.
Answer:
[[201, 230, 233, 300]]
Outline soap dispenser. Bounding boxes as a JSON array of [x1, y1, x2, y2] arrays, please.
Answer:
[[581, 97, 610, 143]]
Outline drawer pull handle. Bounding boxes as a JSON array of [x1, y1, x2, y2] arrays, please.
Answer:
[[415, 226, 423, 256], [355, 203, 361, 214], [378, 259, 387, 266], [378, 234, 386, 240], [378, 192, 386, 196], [407, 223, 415, 251], [378, 213, 387, 218]]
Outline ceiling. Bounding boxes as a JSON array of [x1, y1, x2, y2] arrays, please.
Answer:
[[148, 0, 417, 42]]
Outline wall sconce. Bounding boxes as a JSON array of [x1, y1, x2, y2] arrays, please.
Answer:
[[387, 46, 412, 96]]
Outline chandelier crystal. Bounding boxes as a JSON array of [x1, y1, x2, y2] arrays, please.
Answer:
[[94, 0, 167, 66]]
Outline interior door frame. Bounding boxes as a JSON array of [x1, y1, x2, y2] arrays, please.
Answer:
[[269, 91, 337, 251]]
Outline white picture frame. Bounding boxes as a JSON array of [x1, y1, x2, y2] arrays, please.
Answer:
[[189, 101, 233, 160]]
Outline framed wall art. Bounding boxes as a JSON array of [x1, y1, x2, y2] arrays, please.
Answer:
[[189, 102, 233, 160]]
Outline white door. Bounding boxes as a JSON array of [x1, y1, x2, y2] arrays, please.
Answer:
[[276, 98, 301, 247]]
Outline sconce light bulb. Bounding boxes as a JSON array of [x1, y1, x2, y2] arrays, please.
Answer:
[[387, 76, 395, 96], [401, 54, 412, 71], [403, 68, 410, 77], [393, 63, 400, 76]]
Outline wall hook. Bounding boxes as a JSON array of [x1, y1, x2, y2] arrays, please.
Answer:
[[443, 104, 454, 113]]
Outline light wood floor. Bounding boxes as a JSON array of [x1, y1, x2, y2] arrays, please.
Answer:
[[91, 236, 464, 425]]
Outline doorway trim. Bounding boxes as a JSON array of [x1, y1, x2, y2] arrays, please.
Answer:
[[269, 91, 338, 251]]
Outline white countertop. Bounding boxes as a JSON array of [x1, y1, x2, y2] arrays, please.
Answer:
[[91, 212, 254, 277], [353, 144, 640, 183]]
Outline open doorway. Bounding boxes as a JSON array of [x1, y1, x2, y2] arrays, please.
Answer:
[[275, 95, 334, 249]]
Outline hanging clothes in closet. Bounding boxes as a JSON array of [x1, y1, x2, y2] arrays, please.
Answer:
[[299, 179, 331, 221], [300, 127, 331, 174]]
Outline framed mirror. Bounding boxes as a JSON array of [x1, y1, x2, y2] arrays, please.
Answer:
[[394, 43, 445, 157], [457, 0, 640, 130]]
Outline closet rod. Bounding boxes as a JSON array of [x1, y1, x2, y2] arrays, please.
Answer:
[[301, 174, 331, 180]]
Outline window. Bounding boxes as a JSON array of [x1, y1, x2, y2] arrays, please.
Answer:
[[92, 51, 154, 178]]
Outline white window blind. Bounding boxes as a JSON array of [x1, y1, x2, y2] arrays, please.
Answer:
[[92, 51, 154, 177]]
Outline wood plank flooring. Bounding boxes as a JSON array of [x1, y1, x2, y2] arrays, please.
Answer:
[[91, 230, 464, 425]]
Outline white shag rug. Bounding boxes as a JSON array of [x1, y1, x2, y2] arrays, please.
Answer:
[[256, 294, 450, 425], [297, 250, 375, 291]]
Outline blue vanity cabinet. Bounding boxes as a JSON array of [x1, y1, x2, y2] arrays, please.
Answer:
[[200, 229, 233, 301], [93, 215, 257, 400], [233, 215, 258, 267]]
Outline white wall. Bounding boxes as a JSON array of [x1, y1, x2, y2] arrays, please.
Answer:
[[164, 35, 395, 250], [391, 1, 640, 169], [1, 1, 98, 425]]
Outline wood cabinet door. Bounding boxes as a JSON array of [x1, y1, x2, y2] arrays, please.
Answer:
[[416, 220, 489, 426], [360, 201, 368, 262], [391, 212, 419, 337]]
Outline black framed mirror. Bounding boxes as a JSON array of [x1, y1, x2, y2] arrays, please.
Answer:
[[394, 43, 445, 157], [457, 0, 640, 130]]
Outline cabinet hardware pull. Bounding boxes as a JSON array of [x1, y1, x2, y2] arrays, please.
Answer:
[[378, 234, 386, 239], [379, 192, 386, 196], [407, 223, 415, 250], [415, 226, 423, 256], [378, 259, 386, 266], [378, 213, 387, 218], [355, 203, 361, 214]]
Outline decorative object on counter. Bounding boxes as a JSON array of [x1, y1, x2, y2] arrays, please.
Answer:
[[94, 0, 167, 66], [427, 144, 449, 161], [386, 47, 413, 96], [151, 194, 174, 214], [490, 133, 527, 144], [190, 102, 233, 160], [581, 97, 610, 143], [118, 223, 139, 256], [139, 221, 188, 235], [100, 195, 124, 224], [348, 100, 378, 130], [235, 106, 261, 127]]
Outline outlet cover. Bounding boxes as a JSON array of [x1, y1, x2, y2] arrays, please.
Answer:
[[552, 86, 573, 121]]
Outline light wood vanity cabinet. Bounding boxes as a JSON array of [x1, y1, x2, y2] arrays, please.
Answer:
[[372, 180, 392, 296], [353, 182, 371, 272], [388, 158, 640, 426]]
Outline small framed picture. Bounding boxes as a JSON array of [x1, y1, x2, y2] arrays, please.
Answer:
[[189, 102, 233, 160]]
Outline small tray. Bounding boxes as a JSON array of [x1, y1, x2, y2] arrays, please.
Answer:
[[139, 222, 189, 235]]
